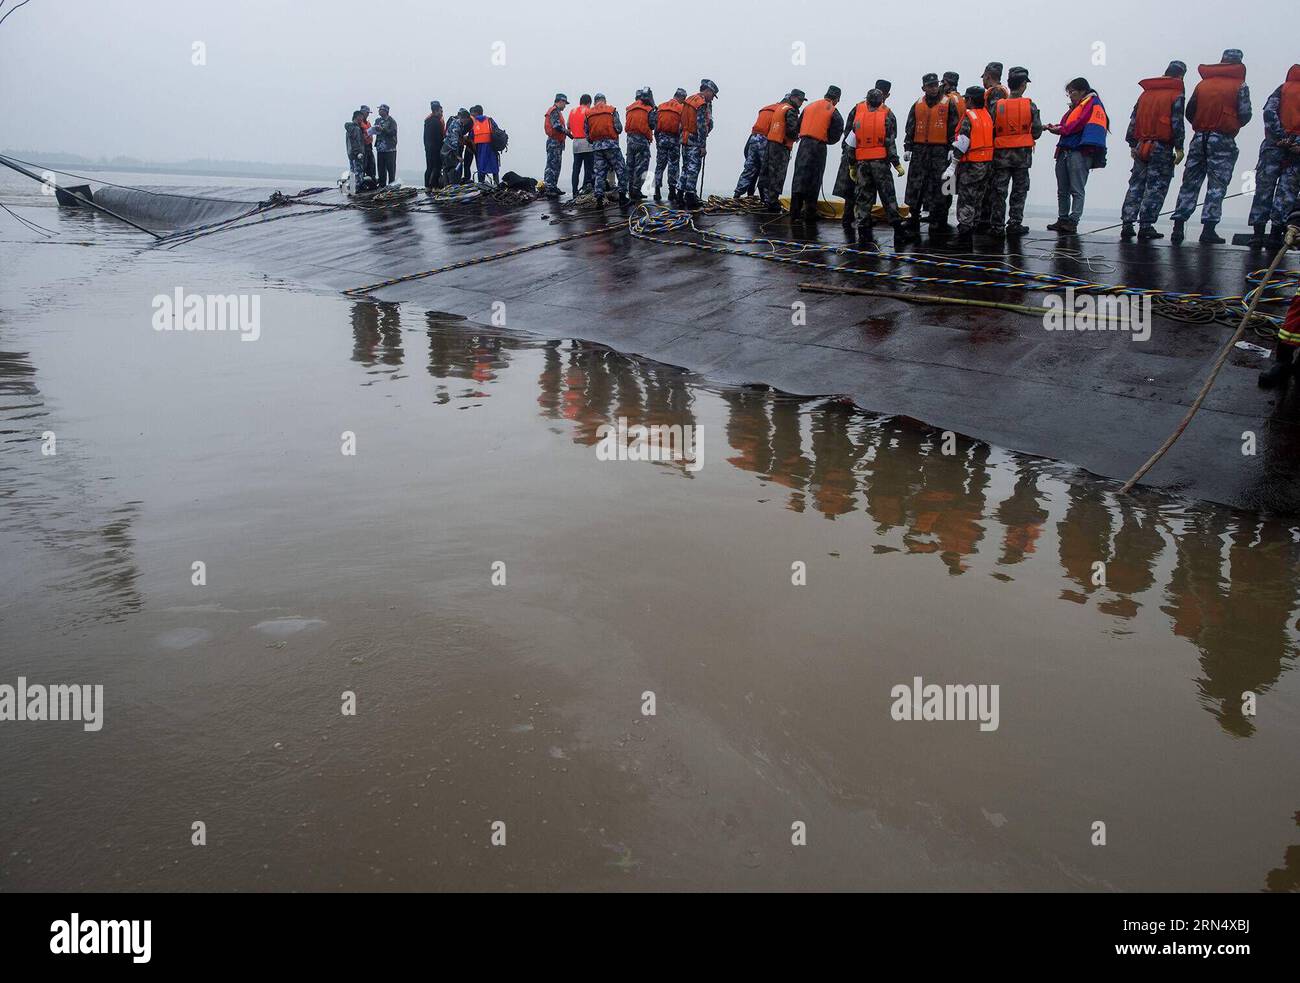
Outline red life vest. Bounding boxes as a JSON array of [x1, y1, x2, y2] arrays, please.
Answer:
[[656, 99, 682, 135], [766, 102, 797, 148], [585, 103, 618, 142], [948, 93, 967, 117], [1133, 77, 1183, 145], [1191, 62, 1247, 136], [1281, 64, 1300, 136], [912, 97, 950, 145], [961, 109, 994, 162], [853, 103, 889, 160], [472, 117, 492, 145], [679, 92, 708, 144], [543, 105, 566, 142], [993, 97, 1035, 149], [752, 103, 783, 136], [360, 118, 373, 145], [568, 105, 588, 139], [799, 98, 836, 142], [625, 102, 653, 138]]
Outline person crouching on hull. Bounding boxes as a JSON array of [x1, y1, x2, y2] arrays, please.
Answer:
[[950, 86, 995, 247], [846, 88, 909, 245]]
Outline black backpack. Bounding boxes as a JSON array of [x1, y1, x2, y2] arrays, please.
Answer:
[[490, 122, 509, 153]]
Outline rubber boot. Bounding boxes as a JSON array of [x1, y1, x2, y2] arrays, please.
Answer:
[[1170, 219, 1186, 243], [856, 221, 875, 244], [733, 190, 744, 200], [1247, 223, 1268, 246], [892, 220, 912, 244], [683, 191, 700, 209], [953, 227, 974, 249], [1005, 223, 1029, 237], [619, 192, 631, 207], [1138, 224, 1163, 240], [1199, 221, 1225, 244], [1268, 223, 1287, 249], [1259, 344, 1295, 388], [1120, 222, 1136, 240], [789, 193, 805, 223]]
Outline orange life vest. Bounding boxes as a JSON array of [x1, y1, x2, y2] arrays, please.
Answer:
[[543, 104, 566, 141], [568, 105, 588, 139], [585, 103, 617, 142], [656, 99, 683, 135], [1281, 64, 1300, 136], [853, 103, 889, 160], [360, 118, 373, 145], [766, 102, 797, 148], [985, 83, 1009, 106], [752, 103, 783, 136], [948, 93, 967, 117], [1191, 62, 1248, 136], [472, 117, 493, 145], [961, 109, 994, 162], [679, 92, 708, 143], [1132, 77, 1183, 158], [993, 97, 1035, 149], [799, 98, 836, 142], [625, 102, 653, 138], [912, 97, 950, 145]]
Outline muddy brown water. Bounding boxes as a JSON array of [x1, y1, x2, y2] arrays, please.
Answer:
[[1, 193, 1298, 892]]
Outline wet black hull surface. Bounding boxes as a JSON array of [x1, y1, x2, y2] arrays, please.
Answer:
[[96, 185, 1300, 512]]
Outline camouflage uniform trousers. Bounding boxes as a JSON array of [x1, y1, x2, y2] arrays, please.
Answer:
[[1273, 157, 1300, 226], [1172, 132, 1240, 224], [677, 139, 706, 195], [1248, 144, 1287, 226], [790, 140, 829, 196], [904, 145, 950, 223], [990, 147, 1034, 228], [654, 133, 681, 193], [1120, 143, 1176, 225], [734, 132, 766, 196], [758, 142, 791, 207], [591, 140, 627, 197], [625, 135, 652, 195], [543, 138, 565, 193], [955, 160, 994, 233], [854, 160, 901, 226]]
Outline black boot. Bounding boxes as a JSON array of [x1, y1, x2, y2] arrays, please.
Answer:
[[683, 191, 700, 209], [789, 193, 805, 222], [1138, 224, 1163, 240], [856, 221, 875, 244], [1120, 222, 1137, 239], [892, 220, 912, 244], [1247, 223, 1268, 246], [1259, 345, 1295, 388], [1268, 223, 1287, 249], [1199, 222, 1225, 244], [653, 188, 662, 203], [1170, 219, 1186, 243]]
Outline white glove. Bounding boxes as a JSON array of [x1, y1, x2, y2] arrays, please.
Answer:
[[904, 151, 912, 162], [942, 163, 956, 184]]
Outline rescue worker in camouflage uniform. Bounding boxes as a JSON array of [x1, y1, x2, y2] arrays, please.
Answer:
[[834, 80, 891, 234], [790, 85, 844, 224], [586, 93, 629, 206], [441, 109, 472, 187], [988, 67, 1043, 239], [625, 87, 657, 201], [345, 110, 367, 189], [1120, 61, 1187, 241], [735, 100, 771, 199], [847, 88, 909, 244], [1171, 49, 1252, 244], [677, 79, 719, 209], [975, 63, 1010, 232], [950, 86, 995, 247], [904, 73, 959, 237], [542, 94, 571, 197], [654, 88, 687, 204], [933, 72, 963, 228], [1247, 65, 1300, 247], [757, 90, 804, 212]]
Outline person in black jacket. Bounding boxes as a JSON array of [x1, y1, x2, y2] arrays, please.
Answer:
[[424, 101, 446, 190]]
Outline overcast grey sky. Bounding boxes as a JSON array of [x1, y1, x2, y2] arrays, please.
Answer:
[[2, 0, 1294, 218]]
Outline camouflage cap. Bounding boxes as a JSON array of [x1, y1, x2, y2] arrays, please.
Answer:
[[943, 71, 960, 85], [674, 87, 688, 100], [430, 100, 442, 110], [554, 93, 568, 103], [965, 85, 985, 101], [922, 72, 939, 86], [1221, 49, 1243, 64], [825, 85, 842, 100], [1008, 66, 1030, 84], [984, 62, 1004, 79], [875, 79, 892, 95], [378, 103, 390, 111], [701, 78, 719, 96], [789, 88, 807, 101], [360, 105, 371, 113], [593, 92, 606, 101], [866, 88, 884, 107], [1166, 60, 1187, 77]]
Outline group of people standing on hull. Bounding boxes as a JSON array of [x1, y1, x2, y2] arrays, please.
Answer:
[[540, 80, 720, 207], [345, 102, 508, 191]]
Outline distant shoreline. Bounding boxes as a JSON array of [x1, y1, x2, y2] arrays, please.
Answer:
[[1, 150, 420, 186]]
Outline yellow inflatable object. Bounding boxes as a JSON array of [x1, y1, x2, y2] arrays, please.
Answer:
[[779, 196, 911, 221]]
